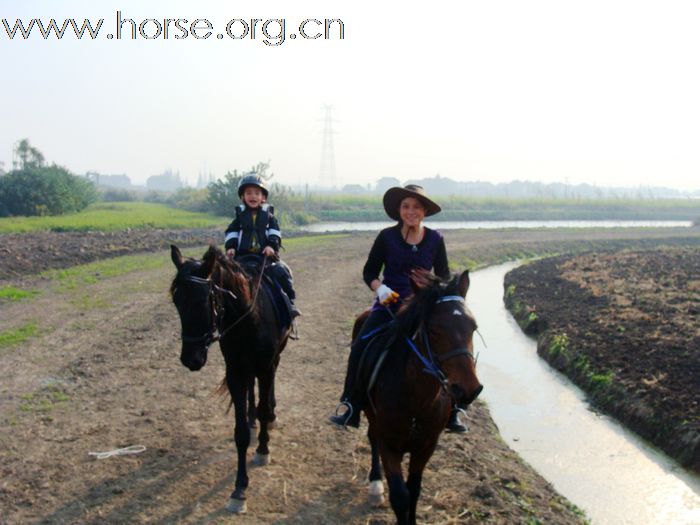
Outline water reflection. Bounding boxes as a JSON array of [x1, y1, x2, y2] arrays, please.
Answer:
[[303, 220, 693, 232], [471, 262, 700, 525]]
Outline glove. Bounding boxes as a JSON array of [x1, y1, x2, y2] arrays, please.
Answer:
[[376, 284, 399, 305]]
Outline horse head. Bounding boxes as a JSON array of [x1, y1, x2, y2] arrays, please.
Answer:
[[170, 244, 219, 371], [408, 268, 483, 408]]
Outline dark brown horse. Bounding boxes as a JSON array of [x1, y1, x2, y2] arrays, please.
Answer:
[[354, 269, 482, 525], [170, 245, 290, 514]]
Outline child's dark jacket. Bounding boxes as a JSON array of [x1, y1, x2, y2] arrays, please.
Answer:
[[224, 203, 281, 253]]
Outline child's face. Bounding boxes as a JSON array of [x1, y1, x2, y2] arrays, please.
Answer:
[[242, 186, 265, 209]]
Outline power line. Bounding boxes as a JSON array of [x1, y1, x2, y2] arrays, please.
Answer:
[[319, 104, 337, 188]]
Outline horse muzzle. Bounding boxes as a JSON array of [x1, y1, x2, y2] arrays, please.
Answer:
[[449, 383, 483, 406], [180, 343, 209, 371]]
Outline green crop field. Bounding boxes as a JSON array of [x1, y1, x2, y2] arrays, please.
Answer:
[[295, 195, 700, 222], [0, 202, 227, 233]]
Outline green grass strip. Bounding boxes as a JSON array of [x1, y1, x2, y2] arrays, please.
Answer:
[[0, 202, 227, 233], [0, 286, 38, 301], [41, 252, 171, 288], [283, 233, 350, 252], [0, 322, 38, 348]]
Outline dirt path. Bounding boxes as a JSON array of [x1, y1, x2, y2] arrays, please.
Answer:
[[0, 232, 591, 524]]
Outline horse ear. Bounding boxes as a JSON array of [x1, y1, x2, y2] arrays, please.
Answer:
[[410, 268, 431, 292], [203, 245, 218, 277], [458, 270, 470, 297], [171, 245, 184, 269]]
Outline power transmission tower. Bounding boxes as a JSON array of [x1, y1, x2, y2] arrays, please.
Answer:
[[319, 104, 337, 189]]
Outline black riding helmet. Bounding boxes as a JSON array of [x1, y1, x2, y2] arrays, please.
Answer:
[[237, 174, 269, 198]]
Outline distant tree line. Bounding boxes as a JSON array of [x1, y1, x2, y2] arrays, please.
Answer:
[[0, 139, 97, 217], [344, 175, 699, 200]]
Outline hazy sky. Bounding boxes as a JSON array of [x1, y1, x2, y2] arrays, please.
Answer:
[[2, 0, 699, 190]]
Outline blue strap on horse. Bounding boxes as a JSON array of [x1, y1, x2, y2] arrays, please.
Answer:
[[386, 295, 467, 385], [376, 302, 447, 381], [403, 331, 448, 385]]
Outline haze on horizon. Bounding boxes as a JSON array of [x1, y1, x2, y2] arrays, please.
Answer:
[[2, 0, 699, 192]]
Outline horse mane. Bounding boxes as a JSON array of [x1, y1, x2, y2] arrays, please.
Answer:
[[395, 272, 464, 335], [169, 246, 256, 319], [205, 247, 251, 299]]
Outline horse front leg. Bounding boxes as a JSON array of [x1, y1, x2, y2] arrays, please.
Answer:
[[269, 354, 280, 428], [247, 376, 256, 429], [367, 427, 385, 507], [227, 374, 251, 514], [380, 447, 409, 525], [252, 366, 276, 466], [406, 446, 435, 525]]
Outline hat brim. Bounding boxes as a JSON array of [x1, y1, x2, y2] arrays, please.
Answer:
[[383, 187, 441, 222]]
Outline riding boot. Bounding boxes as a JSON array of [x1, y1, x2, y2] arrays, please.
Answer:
[[329, 335, 365, 429], [446, 407, 468, 433], [274, 261, 301, 318], [285, 285, 301, 318], [330, 308, 392, 429]]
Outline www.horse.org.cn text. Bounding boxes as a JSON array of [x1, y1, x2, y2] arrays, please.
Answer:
[[2, 12, 346, 46]]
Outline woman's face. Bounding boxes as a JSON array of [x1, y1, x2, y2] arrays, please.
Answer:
[[399, 197, 426, 228]]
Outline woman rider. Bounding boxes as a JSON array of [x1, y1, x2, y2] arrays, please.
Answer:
[[330, 184, 467, 433]]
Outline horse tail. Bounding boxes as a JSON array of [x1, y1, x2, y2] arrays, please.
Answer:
[[215, 377, 234, 414]]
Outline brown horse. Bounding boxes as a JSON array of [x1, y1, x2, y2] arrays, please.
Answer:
[[354, 270, 482, 525], [170, 245, 290, 514]]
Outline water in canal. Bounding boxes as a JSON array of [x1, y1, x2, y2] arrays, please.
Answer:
[[303, 220, 693, 233], [470, 262, 700, 525]]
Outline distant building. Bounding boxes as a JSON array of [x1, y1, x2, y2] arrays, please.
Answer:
[[342, 183, 366, 194], [375, 177, 401, 193], [147, 169, 183, 192], [196, 171, 216, 189], [86, 171, 133, 188]]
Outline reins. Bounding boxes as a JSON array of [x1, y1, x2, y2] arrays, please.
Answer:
[[180, 255, 267, 346], [389, 294, 477, 389], [215, 255, 267, 342]]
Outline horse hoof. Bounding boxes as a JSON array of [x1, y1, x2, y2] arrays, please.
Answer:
[[227, 498, 247, 514], [252, 452, 270, 466], [368, 480, 385, 507]]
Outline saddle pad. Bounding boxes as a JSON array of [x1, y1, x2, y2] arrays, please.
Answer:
[[355, 323, 397, 398], [260, 277, 291, 333]]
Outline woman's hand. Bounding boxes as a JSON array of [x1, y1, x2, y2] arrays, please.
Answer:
[[376, 284, 399, 305], [262, 246, 275, 257]]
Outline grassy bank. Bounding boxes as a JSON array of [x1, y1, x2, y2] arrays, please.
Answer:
[[2, 198, 699, 234], [0, 202, 227, 233], [299, 195, 700, 221], [503, 250, 700, 472]]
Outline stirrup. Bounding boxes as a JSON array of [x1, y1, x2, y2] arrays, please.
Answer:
[[335, 400, 353, 418], [329, 401, 354, 428], [289, 320, 299, 340]]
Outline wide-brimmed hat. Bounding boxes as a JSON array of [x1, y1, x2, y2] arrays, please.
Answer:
[[382, 184, 441, 221]]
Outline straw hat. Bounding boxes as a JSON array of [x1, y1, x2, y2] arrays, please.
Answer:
[[382, 184, 441, 221]]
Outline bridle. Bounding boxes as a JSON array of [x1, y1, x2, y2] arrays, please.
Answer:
[[177, 258, 266, 348], [403, 294, 477, 388], [178, 274, 235, 347]]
